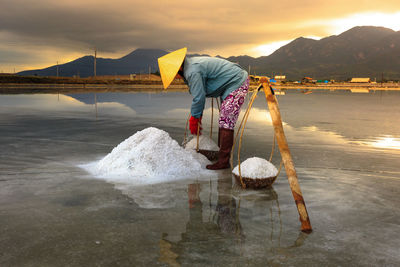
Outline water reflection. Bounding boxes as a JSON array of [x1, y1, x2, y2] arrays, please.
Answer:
[[232, 183, 281, 246], [298, 126, 400, 152], [349, 136, 400, 150], [158, 176, 243, 265], [3, 91, 399, 265], [2, 92, 399, 172], [156, 173, 309, 265], [69, 92, 191, 119], [4, 92, 398, 176], [370, 136, 400, 150], [0, 94, 136, 117], [63, 92, 400, 153]]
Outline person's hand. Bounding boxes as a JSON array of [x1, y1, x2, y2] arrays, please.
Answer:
[[189, 116, 202, 135]]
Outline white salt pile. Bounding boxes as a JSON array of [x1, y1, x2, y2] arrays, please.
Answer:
[[82, 127, 212, 185], [232, 157, 278, 178], [185, 135, 219, 151]]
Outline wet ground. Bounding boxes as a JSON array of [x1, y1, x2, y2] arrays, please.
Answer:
[[1, 90, 400, 266]]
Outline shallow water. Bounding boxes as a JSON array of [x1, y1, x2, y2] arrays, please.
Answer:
[[1, 90, 400, 266]]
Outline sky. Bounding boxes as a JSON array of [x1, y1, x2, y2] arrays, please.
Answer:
[[1, 0, 400, 73]]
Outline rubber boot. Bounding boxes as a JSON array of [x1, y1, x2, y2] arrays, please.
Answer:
[[206, 128, 234, 170]]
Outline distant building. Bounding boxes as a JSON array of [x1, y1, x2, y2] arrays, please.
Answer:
[[301, 77, 314, 84], [249, 75, 270, 82], [316, 80, 329, 83], [94, 74, 161, 81], [274, 75, 286, 81], [350, 78, 371, 83]]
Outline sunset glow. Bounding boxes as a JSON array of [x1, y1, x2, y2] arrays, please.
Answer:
[[253, 40, 292, 57], [1, 1, 400, 72], [329, 12, 400, 35]]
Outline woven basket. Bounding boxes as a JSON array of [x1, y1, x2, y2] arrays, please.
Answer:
[[233, 174, 277, 189], [198, 149, 219, 161]]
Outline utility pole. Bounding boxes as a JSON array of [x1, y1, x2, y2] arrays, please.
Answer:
[[149, 66, 151, 79], [56, 61, 59, 78], [94, 48, 97, 78]]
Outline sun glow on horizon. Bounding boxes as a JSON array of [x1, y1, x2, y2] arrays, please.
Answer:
[[252, 40, 292, 57], [3, 11, 400, 72], [304, 36, 322, 40], [248, 12, 400, 58], [326, 12, 400, 35]]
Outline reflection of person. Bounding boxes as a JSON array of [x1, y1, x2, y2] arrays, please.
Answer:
[[216, 177, 242, 235], [158, 47, 249, 169], [187, 183, 201, 209], [161, 180, 243, 265], [187, 181, 242, 235]]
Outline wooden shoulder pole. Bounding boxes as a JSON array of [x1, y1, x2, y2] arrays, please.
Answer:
[[262, 81, 312, 233]]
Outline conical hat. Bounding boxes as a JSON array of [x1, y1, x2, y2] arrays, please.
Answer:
[[158, 47, 187, 89]]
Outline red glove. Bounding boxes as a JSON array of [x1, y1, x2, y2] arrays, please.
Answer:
[[189, 116, 202, 135]]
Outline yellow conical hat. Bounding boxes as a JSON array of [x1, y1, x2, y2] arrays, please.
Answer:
[[158, 47, 187, 89]]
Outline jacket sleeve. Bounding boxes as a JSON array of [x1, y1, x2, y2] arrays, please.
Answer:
[[187, 72, 206, 118]]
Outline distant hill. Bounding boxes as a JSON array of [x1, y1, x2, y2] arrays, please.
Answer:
[[18, 49, 168, 78], [240, 26, 400, 80], [18, 26, 400, 80]]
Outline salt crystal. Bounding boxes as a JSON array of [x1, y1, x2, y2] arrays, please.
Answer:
[[82, 127, 212, 185], [232, 157, 278, 178], [185, 135, 219, 151]]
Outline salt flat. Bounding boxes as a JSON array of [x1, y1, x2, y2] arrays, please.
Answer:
[[1, 90, 399, 266]]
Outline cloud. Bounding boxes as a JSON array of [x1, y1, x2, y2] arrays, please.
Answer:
[[1, 0, 400, 72]]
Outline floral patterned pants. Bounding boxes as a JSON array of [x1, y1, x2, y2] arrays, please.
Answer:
[[219, 77, 249, 130]]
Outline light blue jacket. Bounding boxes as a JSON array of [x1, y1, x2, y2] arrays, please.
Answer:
[[183, 56, 248, 118]]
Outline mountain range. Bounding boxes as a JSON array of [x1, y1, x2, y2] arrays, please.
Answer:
[[18, 26, 400, 80]]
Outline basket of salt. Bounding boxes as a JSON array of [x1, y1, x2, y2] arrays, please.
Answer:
[[232, 157, 278, 189], [230, 87, 282, 189], [183, 98, 220, 161], [185, 135, 219, 161]]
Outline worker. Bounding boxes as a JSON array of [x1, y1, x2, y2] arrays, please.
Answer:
[[158, 47, 249, 170]]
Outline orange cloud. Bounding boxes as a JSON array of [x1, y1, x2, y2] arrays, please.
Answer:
[[1, 0, 400, 72]]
